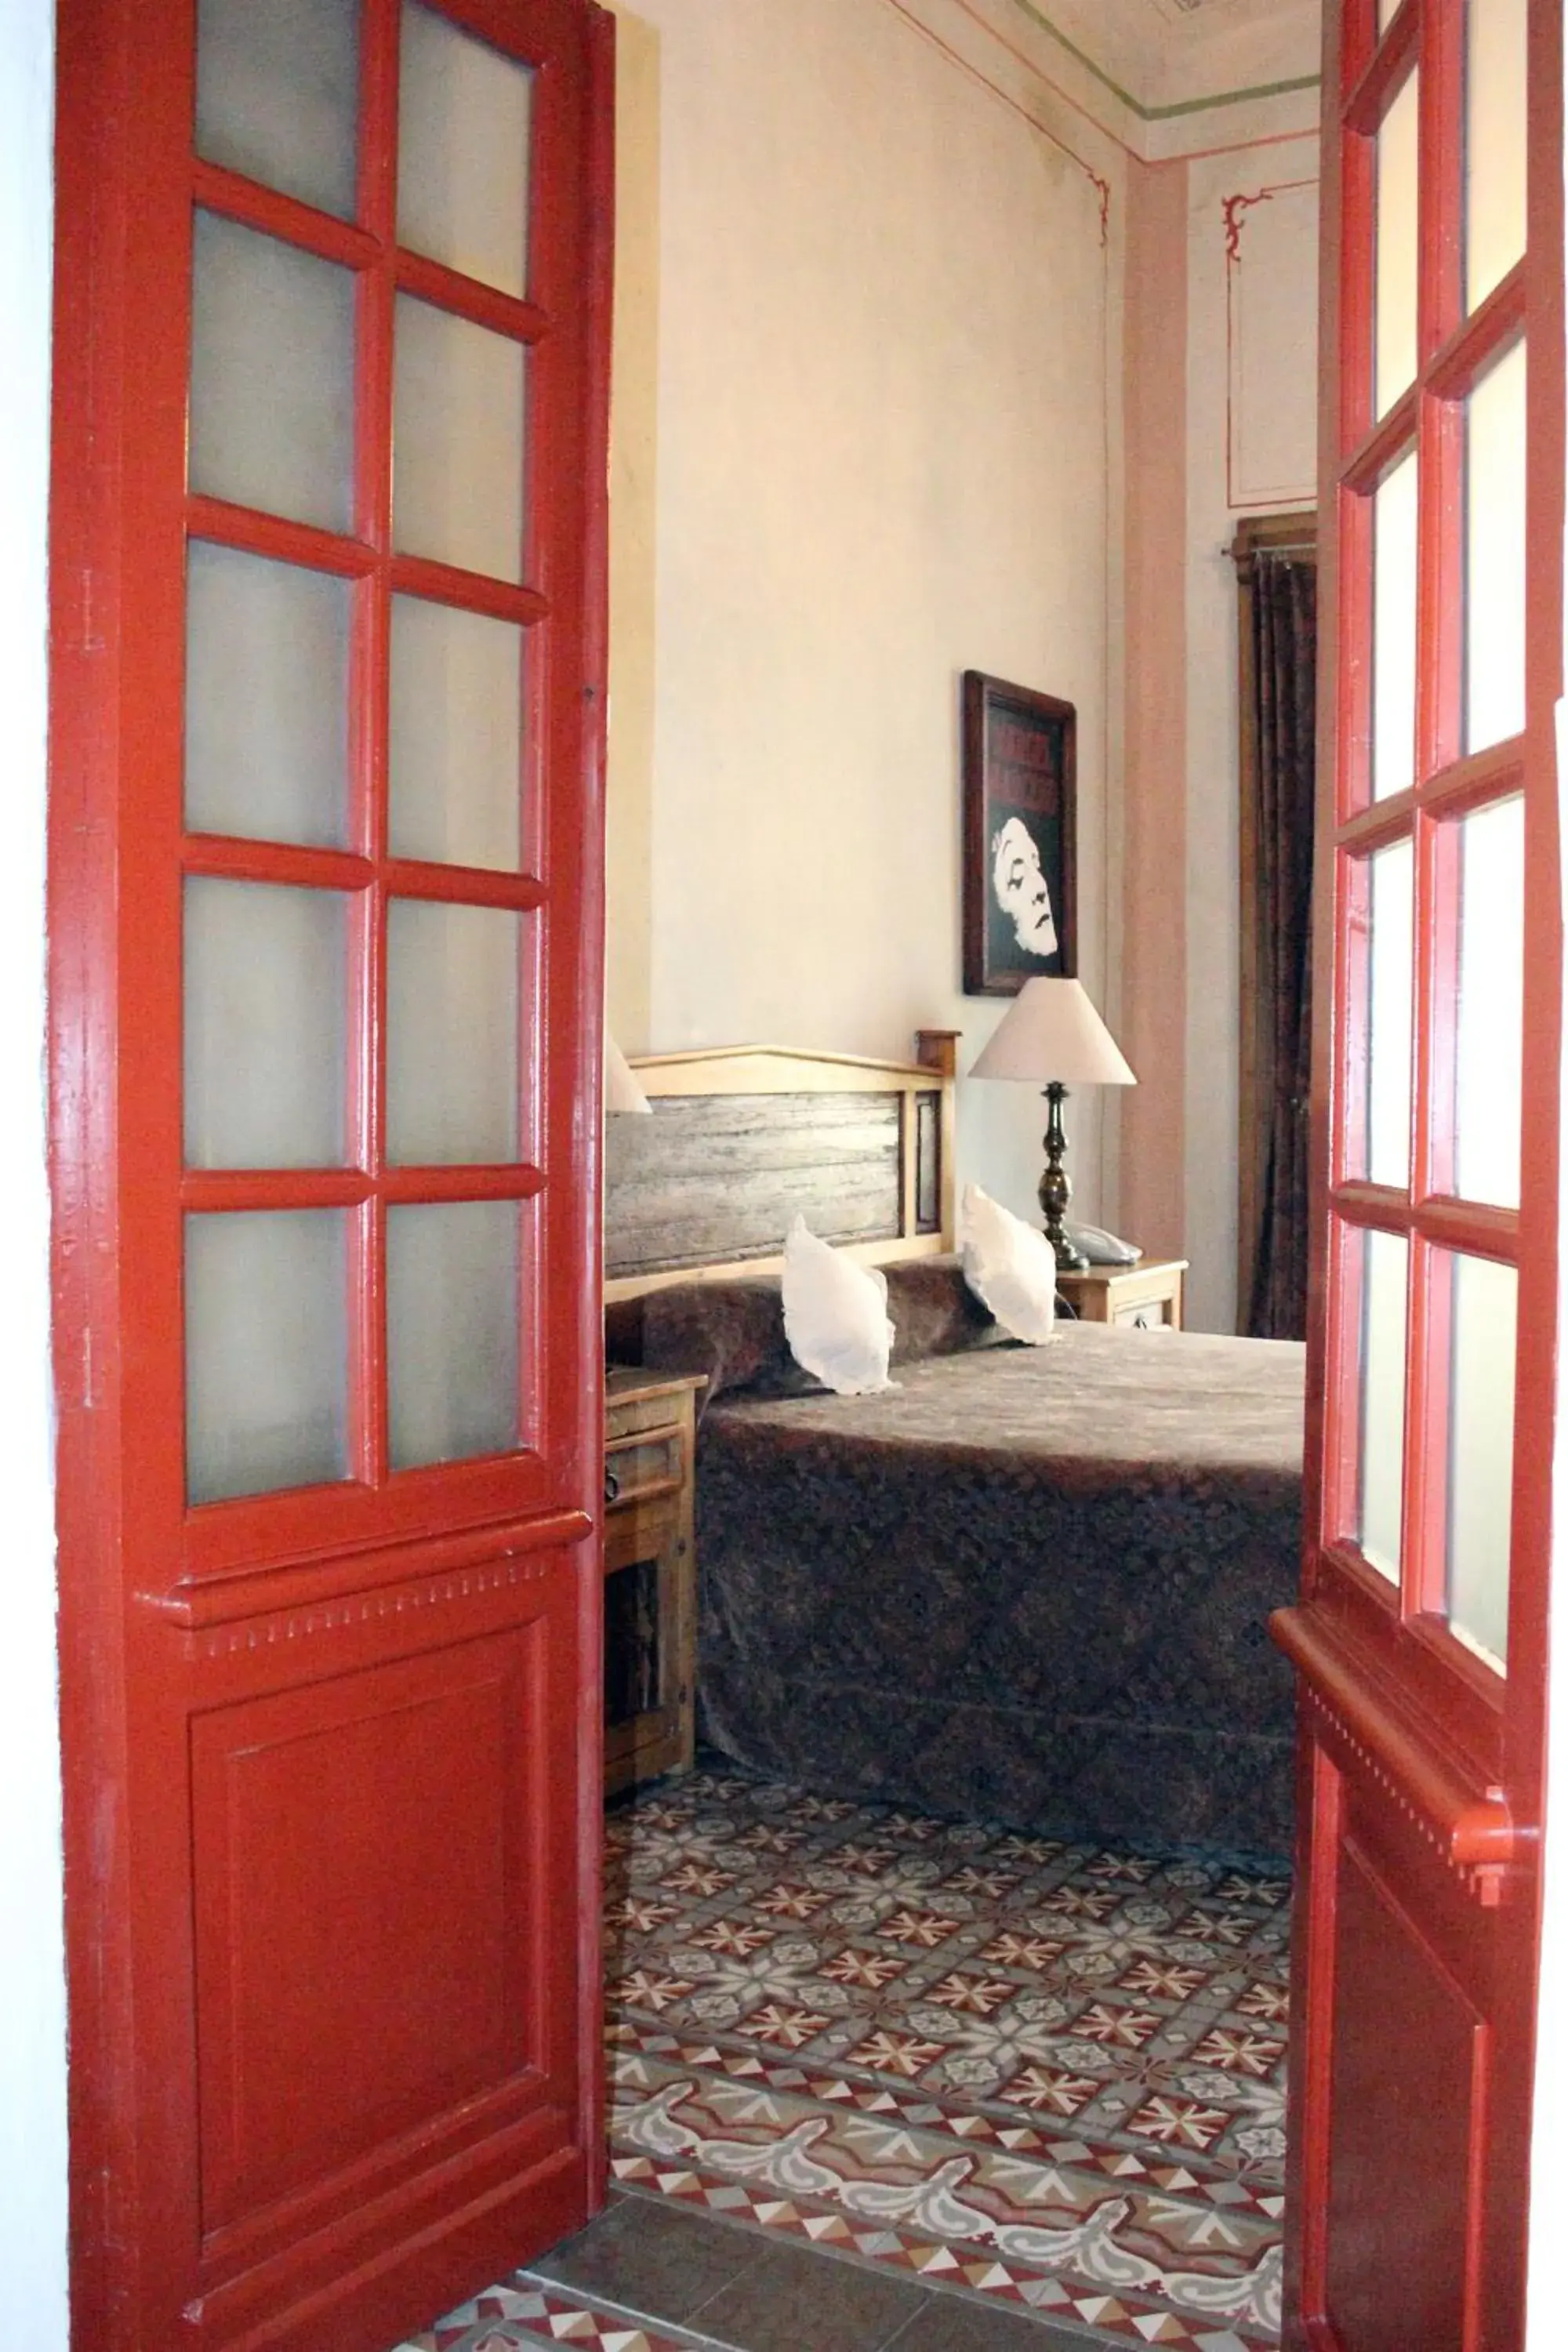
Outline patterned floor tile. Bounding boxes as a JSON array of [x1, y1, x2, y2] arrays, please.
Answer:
[[603, 1767, 1289, 2347], [401, 2279, 726, 2350], [387, 1765, 1290, 2352]]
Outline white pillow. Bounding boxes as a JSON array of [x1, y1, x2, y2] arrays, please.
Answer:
[[781, 1217, 895, 1395], [960, 1183, 1058, 1345]]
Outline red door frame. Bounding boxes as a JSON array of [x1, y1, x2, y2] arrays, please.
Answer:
[[47, 2, 615, 2344], [1276, 0, 1564, 2343]]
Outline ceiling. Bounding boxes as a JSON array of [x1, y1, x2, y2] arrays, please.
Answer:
[[1010, 0, 1322, 118]]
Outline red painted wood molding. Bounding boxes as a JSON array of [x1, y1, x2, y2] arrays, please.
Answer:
[[145, 1506, 597, 1629], [1271, 1605, 1532, 1901]]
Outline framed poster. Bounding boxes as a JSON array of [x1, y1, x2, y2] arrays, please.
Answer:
[[961, 670, 1076, 995]]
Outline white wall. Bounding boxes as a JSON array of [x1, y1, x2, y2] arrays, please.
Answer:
[[1527, 67, 1568, 2296], [0, 2, 69, 2347], [607, 0, 1127, 1229], [1529, 711, 1568, 2348]]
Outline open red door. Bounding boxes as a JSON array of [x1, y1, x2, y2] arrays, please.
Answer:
[[49, 3, 612, 2347], [1276, 0, 1563, 2344]]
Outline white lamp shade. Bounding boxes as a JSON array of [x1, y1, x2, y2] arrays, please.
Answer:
[[969, 978, 1136, 1087], [605, 1033, 653, 1115]]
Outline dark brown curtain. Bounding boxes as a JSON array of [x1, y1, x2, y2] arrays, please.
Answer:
[[1246, 550, 1316, 1341]]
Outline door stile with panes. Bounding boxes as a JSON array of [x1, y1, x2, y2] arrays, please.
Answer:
[[50, 4, 613, 2348], [1273, 1, 1563, 2345]]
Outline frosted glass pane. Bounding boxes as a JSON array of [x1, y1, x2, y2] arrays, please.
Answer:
[[185, 543, 350, 848], [187, 1210, 348, 1502], [386, 898, 520, 1163], [393, 296, 525, 581], [190, 212, 355, 532], [1376, 70, 1421, 416], [1366, 838, 1414, 1188], [1373, 451, 1418, 800], [1454, 797, 1523, 1207], [1466, 0, 1528, 312], [184, 880, 348, 1168], [196, 0, 358, 219], [387, 1201, 519, 1468], [389, 597, 523, 869], [1446, 1251, 1516, 1668], [1357, 1226, 1408, 1581], [397, 0, 533, 297], [1465, 339, 1527, 752]]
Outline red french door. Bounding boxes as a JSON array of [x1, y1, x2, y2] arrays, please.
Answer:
[[49, 3, 612, 2348], [1275, 1, 1563, 2346]]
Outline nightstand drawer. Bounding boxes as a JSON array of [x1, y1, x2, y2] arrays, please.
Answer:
[[605, 1421, 684, 1507], [1111, 1297, 1176, 1331], [604, 1492, 678, 1575]]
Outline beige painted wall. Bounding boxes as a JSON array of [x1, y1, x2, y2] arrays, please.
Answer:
[[1118, 156, 1189, 1269], [1182, 138, 1319, 1330], [605, 0, 1127, 1229], [1117, 138, 1320, 1332]]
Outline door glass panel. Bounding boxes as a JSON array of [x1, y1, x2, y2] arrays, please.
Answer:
[[196, 0, 358, 220], [397, 0, 534, 299], [1466, 0, 1528, 314], [1444, 1250, 1516, 1668], [389, 596, 524, 869], [1365, 837, 1415, 1188], [190, 210, 355, 532], [185, 543, 351, 848], [186, 1208, 349, 1502], [1377, 0, 1401, 29], [1465, 337, 1527, 752], [1453, 795, 1524, 1207], [386, 898, 521, 1164], [393, 296, 526, 582], [387, 1201, 519, 1467], [1375, 69, 1421, 418], [1356, 1225, 1409, 1581], [1372, 451, 1419, 800], [184, 879, 348, 1169]]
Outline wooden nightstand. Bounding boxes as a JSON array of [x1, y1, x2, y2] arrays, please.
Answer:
[[1056, 1258, 1188, 1331], [603, 1368, 705, 1795]]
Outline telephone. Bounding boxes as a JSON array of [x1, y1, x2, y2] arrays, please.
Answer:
[[1063, 1221, 1141, 1266]]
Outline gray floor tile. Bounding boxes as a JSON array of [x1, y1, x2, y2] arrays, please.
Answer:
[[688, 2237, 927, 2352], [887, 2290, 1123, 2350], [531, 2194, 760, 2321]]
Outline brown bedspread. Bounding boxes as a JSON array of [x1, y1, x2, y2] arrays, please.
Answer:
[[695, 1322, 1305, 1861]]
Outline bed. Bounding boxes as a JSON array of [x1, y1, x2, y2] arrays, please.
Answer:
[[605, 1040, 1305, 1863]]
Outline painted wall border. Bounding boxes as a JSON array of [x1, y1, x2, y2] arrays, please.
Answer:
[[1224, 175, 1323, 508]]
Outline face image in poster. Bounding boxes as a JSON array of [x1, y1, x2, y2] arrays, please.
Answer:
[[989, 808, 1061, 974]]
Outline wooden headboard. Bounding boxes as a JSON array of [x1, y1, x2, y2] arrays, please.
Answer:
[[604, 1032, 960, 1301]]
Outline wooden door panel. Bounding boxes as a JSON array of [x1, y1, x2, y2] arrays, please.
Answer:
[[191, 1621, 554, 2234], [1323, 1822, 1483, 2352], [180, 2132, 586, 2352], [174, 1552, 593, 2348], [1280, 2, 1561, 2339], [175, 1558, 591, 2349], [49, 2, 614, 2347], [1288, 1716, 1510, 2352]]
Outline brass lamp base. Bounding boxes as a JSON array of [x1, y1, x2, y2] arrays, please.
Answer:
[[1039, 1081, 1088, 1269]]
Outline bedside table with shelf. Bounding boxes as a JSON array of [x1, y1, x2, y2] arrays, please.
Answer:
[[1056, 1258, 1187, 1331], [603, 1367, 705, 1796]]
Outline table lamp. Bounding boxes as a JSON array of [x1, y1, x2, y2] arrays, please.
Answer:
[[969, 978, 1136, 1270]]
